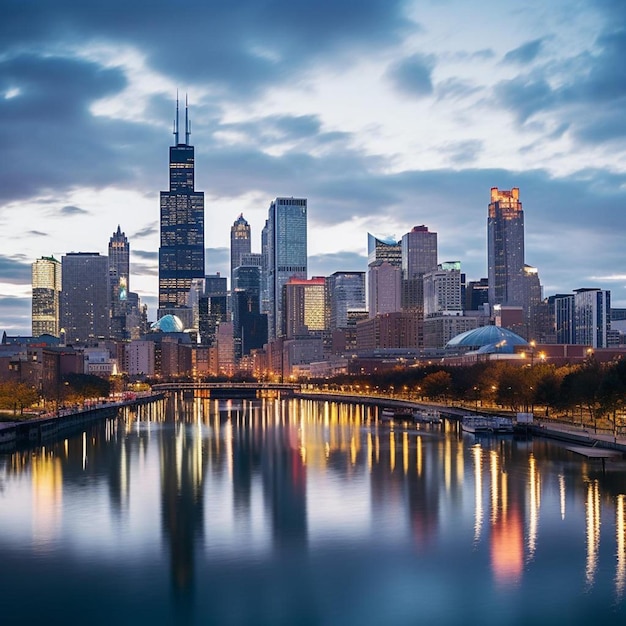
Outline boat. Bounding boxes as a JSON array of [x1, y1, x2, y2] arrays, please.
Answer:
[[380, 407, 413, 422], [461, 415, 513, 434], [413, 409, 442, 424]]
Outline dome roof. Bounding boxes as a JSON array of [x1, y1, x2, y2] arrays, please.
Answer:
[[446, 325, 528, 353], [151, 314, 184, 333]]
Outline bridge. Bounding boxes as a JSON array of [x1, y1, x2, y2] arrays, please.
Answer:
[[150, 381, 301, 399]]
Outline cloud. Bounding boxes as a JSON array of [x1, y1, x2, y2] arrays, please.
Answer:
[[0, 255, 32, 284], [0, 294, 31, 334], [60, 205, 89, 216], [132, 249, 158, 260], [387, 53, 436, 97], [131, 224, 159, 239], [205, 247, 230, 277], [309, 252, 367, 277], [1, 1, 411, 98], [503, 39, 544, 65]]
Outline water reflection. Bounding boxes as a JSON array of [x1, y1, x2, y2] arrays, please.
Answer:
[[0, 395, 626, 623]]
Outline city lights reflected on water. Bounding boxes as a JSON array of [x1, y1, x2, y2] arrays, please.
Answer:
[[1, 396, 626, 623]]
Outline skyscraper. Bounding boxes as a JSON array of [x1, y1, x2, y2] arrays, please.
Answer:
[[230, 213, 251, 290], [367, 233, 401, 267], [266, 197, 307, 340], [487, 187, 524, 308], [574, 288, 610, 348], [283, 277, 326, 339], [61, 252, 110, 344], [32, 255, 62, 337], [401, 224, 438, 311], [108, 225, 129, 339], [158, 96, 205, 320], [327, 271, 366, 330]]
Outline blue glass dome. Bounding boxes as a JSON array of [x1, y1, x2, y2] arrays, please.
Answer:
[[150, 314, 184, 333], [446, 325, 527, 353]]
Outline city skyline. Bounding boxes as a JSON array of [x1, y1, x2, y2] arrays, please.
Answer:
[[2, 0, 626, 335]]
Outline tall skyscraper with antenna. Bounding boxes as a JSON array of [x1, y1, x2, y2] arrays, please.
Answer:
[[158, 95, 205, 326]]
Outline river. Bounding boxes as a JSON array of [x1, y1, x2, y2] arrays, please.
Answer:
[[0, 394, 625, 625]]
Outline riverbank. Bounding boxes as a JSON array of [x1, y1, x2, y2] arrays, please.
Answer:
[[0, 392, 165, 452]]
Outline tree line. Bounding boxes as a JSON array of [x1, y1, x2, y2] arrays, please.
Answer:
[[322, 357, 626, 433]]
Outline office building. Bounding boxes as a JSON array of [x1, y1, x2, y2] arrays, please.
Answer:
[[232, 265, 267, 357], [158, 96, 205, 319], [284, 277, 326, 339], [367, 233, 401, 267], [108, 225, 131, 340], [574, 288, 610, 348], [465, 278, 489, 312], [230, 213, 251, 291], [401, 225, 438, 312], [61, 252, 110, 344], [487, 187, 525, 308], [423, 262, 463, 317], [199, 274, 228, 347], [368, 261, 401, 318], [266, 197, 308, 340], [327, 271, 366, 331], [32, 256, 62, 337]]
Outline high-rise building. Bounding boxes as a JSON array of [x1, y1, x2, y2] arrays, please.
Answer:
[[487, 187, 525, 309], [266, 197, 307, 340], [230, 214, 251, 291], [108, 225, 130, 340], [232, 264, 267, 357], [61, 252, 110, 344], [32, 256, 62, 337], [327, 271, 366, 330], [368, 261, 401, 318], [465, 278, 489, 311], [284, 277, 326, 339], [401, 225, 438, 312], [367, 233, 401, 267], [423, 262, 463, 317], [574, 288, 610, 348], [158, 96, 205, 319], [199, 274, 228, 347]]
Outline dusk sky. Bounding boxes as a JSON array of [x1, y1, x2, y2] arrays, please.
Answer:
[[2, 0, 626, 335]]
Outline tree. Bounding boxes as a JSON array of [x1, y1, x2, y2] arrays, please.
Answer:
[[421, 371, 452, 401]]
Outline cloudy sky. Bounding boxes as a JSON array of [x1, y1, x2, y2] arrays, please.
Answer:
[[2, 0, 626, 335]]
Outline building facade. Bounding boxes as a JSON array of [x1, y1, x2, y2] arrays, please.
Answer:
[[327, 271, 366, 331], [368, 261, 401, 318], [230, 213, 251, 292], [32, 255, 62, 337], [158, 97, 205, 318], [401, 225, 438, 314], [266, 197, 308, 340], [574, 288, 610, 348], [487, 187, 525, 309], [61, 252, 110, 344]]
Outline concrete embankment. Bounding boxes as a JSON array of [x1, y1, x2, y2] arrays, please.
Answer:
[[0, 393, 165, 453]]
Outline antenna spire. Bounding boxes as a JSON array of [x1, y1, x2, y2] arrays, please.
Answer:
[[173, 91, 180, 145], [185, 93, 190, 145]]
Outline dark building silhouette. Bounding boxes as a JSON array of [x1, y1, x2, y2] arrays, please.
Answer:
[[158, 95, 204, 323]]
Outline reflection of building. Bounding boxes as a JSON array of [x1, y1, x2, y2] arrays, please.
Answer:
[[61, 252, 110, 344], [160, 395, 206, 597], [158, 97, 204, 321], [32, 255, 62, 337]]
